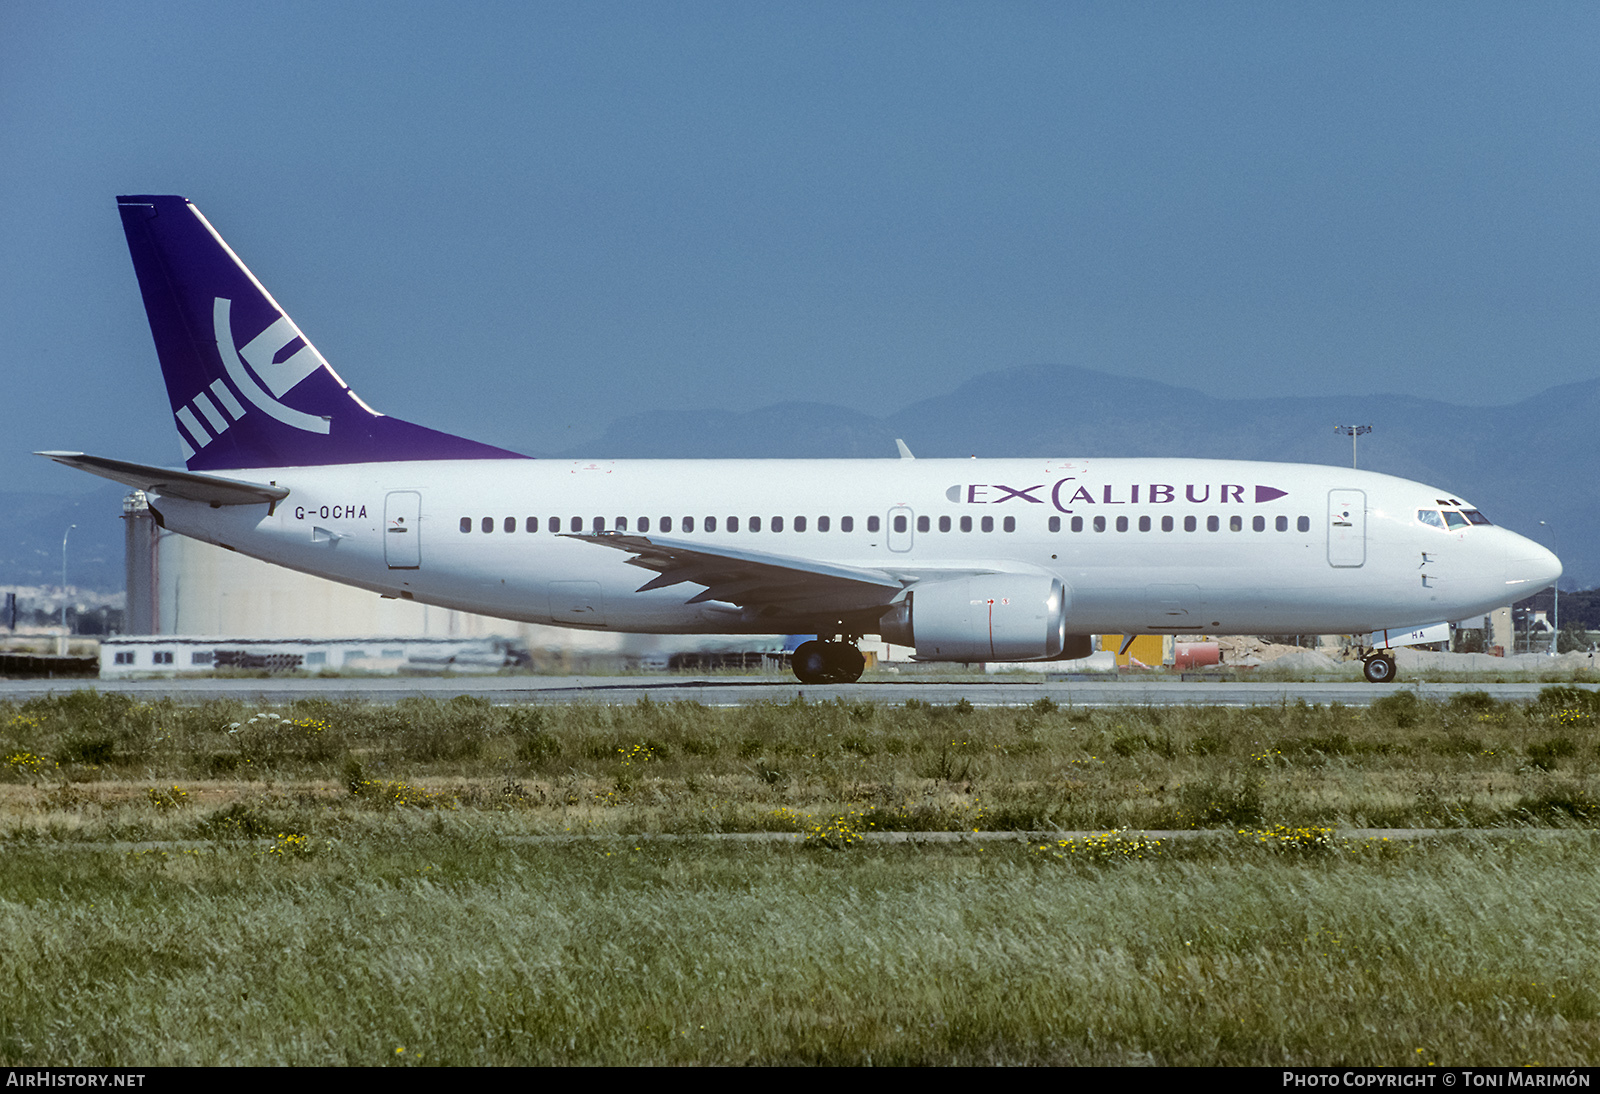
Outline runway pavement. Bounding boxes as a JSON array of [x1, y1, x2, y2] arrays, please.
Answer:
[[0, 673, 1588, 706]]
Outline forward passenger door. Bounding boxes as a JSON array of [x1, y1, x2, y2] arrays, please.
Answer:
[[1327, 490, 1366, 568]]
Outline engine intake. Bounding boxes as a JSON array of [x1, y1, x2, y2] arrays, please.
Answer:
[[878, 575, 1078, 662]]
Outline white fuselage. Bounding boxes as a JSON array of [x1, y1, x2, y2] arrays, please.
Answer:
[[148, 456, 1560, 642]]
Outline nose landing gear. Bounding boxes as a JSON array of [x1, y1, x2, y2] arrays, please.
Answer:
[[1361, 651, 1398, 683], [790, 639, 867, 684]]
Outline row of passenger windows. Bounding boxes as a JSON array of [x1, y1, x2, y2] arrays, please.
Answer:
[[458, 513, 1311, 535], [464, 515, 861, 534], [1049, 514, 1313, 533], [458, 514, 1025, 534]]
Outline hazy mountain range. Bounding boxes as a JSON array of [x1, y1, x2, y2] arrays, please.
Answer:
[[4, 365, 1590, 594]]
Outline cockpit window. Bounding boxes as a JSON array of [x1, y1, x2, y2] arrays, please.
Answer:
[[1462, 509, 1492, 525], [1442, 511, 1468, 529], [1417, 510, 1445, 529]]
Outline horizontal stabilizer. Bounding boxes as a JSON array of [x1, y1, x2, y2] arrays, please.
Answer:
[[35, 451, 289, 506]]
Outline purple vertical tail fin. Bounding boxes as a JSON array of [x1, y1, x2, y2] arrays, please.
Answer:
[[116, 195, 525, 469]]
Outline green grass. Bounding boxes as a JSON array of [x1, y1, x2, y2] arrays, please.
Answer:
[[1, 834, 1597, 1065], [4, 689, 1600, 1064], [5, 688, 1600, 839]]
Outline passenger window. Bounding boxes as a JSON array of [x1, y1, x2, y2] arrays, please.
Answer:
[[1071, 516, 1083, 532], [960, 515, 973, 532], [1443, 511, 1468, 529], [548, 517, 559, 533], [482, 517, 494, 533], [1297, 516, 1310, 532], [917, 516, 930, 533], [1003, 516, 1015, 532], [705, 516, 717, 532], [796, 516, 808, 532], [526, 517, 538, 532], [683, 516, 694, 532], [460, 517, 471, 533], [1161, 516, 1174, 532], [1230, 516, 1242, 532], [660, 517, 672, 532], [615, 517, 627, 531], [772, 516, 783, 532], [893, 515, 907, 533], [941, 515, 953, 532], [1048, 516, 1060, 533], [1252, 516, 1264, 532], [981, 516, 994, 532], [1093, 516, 1106, 532], [1184, 516, 1197, 532], [727, 517, 739, 532], [1138, 516, 1151, 532], [570, 517, 582, 532], [638, 517, 650, 533], [1207, 516, 1220, 532], [867, 516, 880, 533], [1276, 516, 1287, 532], [818, 516, 829, 532], [840, 517, 852, 532], [750, 516, 761, 532], [1115, 516, 1128, 532], [592, 517, 604, 532], [504, 517, 516, 533]]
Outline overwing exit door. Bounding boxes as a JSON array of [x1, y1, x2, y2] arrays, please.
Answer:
[[887, 506, 914, 552]]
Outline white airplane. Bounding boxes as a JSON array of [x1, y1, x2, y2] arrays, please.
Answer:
[[40, 195, 1561, 684]]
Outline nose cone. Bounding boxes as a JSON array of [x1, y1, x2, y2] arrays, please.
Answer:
[[1506, 538, 1562, 592]]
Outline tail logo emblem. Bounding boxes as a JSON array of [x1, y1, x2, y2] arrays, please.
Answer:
[[193, 297, 332, 442]]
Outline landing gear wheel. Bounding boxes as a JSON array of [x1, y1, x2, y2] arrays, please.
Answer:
[[1363, 652, 1398, 684], [790, 641, 867, 684], [827, 643, 866, 684], [791, 641, 831, 684]]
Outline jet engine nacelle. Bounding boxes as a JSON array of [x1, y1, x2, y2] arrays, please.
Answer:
[[878, 575, 1074, 662]]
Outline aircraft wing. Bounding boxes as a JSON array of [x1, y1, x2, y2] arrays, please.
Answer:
[[35, 452, 290, 506], [564, 532, 906, 616]]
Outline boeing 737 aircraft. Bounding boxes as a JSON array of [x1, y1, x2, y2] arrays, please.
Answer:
[[40, 196, 1562, 683]]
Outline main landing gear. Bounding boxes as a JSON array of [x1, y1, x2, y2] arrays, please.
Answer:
[[790, 639, 866, 684], [1361, 651, 1398, 684]]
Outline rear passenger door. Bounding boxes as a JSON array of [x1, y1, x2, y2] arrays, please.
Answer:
[[385, 491, 421, 569]]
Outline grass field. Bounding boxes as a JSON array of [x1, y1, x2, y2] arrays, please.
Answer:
[[3, 688, 1599, 1064]]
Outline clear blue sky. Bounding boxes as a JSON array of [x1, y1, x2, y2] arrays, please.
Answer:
[[4, 2, 1599, 492]]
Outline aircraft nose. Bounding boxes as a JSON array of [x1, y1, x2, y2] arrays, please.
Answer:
[[1505, 537, 1562, 592]]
